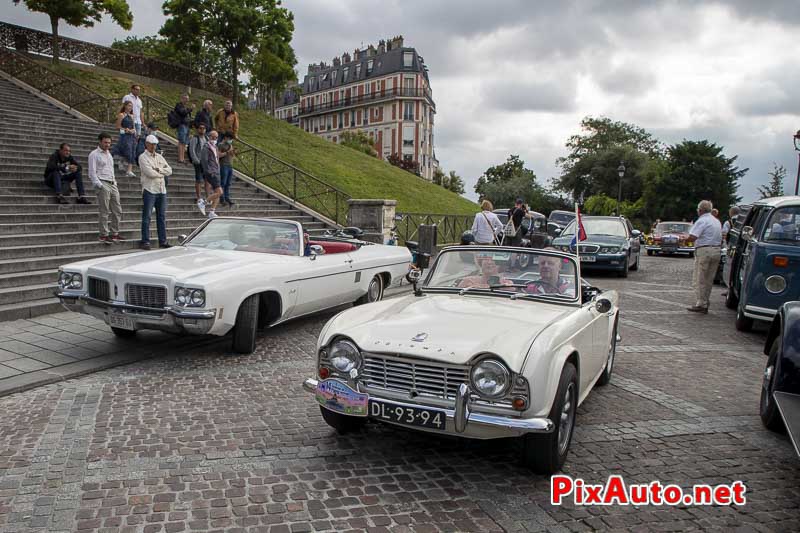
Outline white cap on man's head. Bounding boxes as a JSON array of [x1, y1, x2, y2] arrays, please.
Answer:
[[145, 134, 159, 144]]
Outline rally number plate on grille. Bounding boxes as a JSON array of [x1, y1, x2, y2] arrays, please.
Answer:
[[108, 312, 134, 330], [369, 400, 445, 430], [316, 379, 369, 417]]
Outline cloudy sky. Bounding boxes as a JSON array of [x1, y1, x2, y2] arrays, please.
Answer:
[[6, 0, 800, 202]]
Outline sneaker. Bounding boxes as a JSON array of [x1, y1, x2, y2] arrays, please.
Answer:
[[158, 242, 172, 249], [76, 196, 91, 205], [139, 242, 151, 251], [196, 198, 206, 216], [111, 234, 125, 242], [56, 194, 69, 205], [99, 235, 112, 245], [227, 199, 235, 207], [686, 306, 708, 314], [207, 210, 218, 219], [125, 171, 136, 178]]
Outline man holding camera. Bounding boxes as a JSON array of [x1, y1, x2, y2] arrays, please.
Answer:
[[505, 197, 532, 246], [44, 143, 90, 205]]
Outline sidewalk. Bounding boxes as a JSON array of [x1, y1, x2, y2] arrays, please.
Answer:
[[0, 285, 413, 397]]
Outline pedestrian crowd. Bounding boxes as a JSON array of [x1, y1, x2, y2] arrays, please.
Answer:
[[42, 84, 242, 250]]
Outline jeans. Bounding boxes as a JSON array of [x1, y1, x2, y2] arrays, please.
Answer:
[[220, 165, 233, 201], [141, 190, 168, 244], [45, 169, 86, 196], [134, 123, 142, 137]]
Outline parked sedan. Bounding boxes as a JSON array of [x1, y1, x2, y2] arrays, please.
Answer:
[[725, 196, 800, 331], [646, 221, 695, 256], [303, 247, 620, 474], [56, 218, 412, 353], [760, 301, 800, 457], [552, 216, 642, 277]]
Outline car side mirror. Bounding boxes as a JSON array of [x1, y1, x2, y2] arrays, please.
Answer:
[[178, 234, 187, 244], [632, 229, 641, 237], [308, 244, 324, 260], [741, 226, 754, 241], [408, 268, 424, 297], [595, 298, 612, 313]]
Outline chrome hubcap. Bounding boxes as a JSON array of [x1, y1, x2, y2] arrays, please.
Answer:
[[368, 278, 381, 301], [763, 366, 773, 391], [557, 382, 575, 455]]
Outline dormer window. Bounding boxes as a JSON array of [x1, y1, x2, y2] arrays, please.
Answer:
[[332, 70, 337, 82], [403, 52, 413, 68], [355, 64, 362, 78], [367, 59, 374, 75], [321, 73, 328, 81], [343, 66, 349, 81]]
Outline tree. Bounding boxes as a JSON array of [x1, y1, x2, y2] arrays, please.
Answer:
[[444, 171, 465, 194], [13, 0, 132, 64], [387, 154, 420, 175], [643, 140, 745, 221], [474, 155, 549, 208], [248, 31, 297, 114], [111, 35, 230, 81], [161, 0, 294, 106], [555, 116, 663, 200], [432, 168, 445, 186], [757, 163, 786, 199], [339, 131, 377, 157]]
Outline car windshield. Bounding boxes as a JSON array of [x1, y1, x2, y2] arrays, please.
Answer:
[[562, 218, 627, 237], [550, 212, 575, 225], [185, 219, 302, 255], [763, 206, 800, 245], [424, 248, 579, 300], [656, 223, 691, 234]]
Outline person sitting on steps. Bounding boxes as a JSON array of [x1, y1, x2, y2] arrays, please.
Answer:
[[44, 143, 90, 204]]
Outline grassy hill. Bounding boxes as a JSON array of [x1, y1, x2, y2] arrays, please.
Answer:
[[49, 63, 477, 216]]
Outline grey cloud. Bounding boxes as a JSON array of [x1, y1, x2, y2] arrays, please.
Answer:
[[481, 78, 577, 113], [595, 64, 656, 96], [731, 63, 800, 117]]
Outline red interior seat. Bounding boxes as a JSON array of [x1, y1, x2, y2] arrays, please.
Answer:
[[308, 240, 357, 254]]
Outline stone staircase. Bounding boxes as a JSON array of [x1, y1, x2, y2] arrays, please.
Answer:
[[0, 77, 331, 321]]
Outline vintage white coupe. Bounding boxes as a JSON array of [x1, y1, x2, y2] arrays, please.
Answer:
[[56, 218, 412, 353], [303, 246, 620, 474]]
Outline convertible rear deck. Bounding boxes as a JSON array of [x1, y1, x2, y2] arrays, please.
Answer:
[[774, 391, 800, 458]]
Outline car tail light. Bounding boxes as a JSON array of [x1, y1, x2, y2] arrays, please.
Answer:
[[318, 367, 330, 379], [773, 256, 789, 267]]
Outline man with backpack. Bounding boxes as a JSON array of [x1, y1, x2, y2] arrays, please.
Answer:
[[505, 198, 533, 246], [169, 94, 194, 164]]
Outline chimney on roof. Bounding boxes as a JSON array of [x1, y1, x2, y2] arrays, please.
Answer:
[[333, 57, 340, 67], [390, 35, 404, 49], [367, 44, 376, 57], [342, 52, 351, 63], [378, 40, 386, 54]]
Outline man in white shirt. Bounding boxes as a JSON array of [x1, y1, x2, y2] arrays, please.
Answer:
[[138, 135, 173, 250], [721, 206, 739, 244], [88, 133, 123, 244], [686, 200, 722, 313], [122, 84, 145, 137]]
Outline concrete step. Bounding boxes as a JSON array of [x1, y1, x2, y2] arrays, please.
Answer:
[[0, 269, 57, 290], [0, 283, 55, 306], [0, 298, 64, 322], [0, 249, 139, 275], [0, 183, 260, 196], [0, 195, 284, 208], [0, 224, 202, 247], [0, 209, 323, 224]]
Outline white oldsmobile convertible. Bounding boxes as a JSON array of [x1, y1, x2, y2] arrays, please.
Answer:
[[303, 246, 620, 474], [56, 218, 412, 353]]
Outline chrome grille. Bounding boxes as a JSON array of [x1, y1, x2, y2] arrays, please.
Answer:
[[579, 244, 599, 253], [125, 284, 167, 308], [361, 353, 469, 400], [88, 277, 110, 301]]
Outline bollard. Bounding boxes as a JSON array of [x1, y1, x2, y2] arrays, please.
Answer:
[[418, 225, 437, 269]]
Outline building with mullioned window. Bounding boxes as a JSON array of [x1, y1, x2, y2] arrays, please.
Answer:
[[296, 36, 437, 180]]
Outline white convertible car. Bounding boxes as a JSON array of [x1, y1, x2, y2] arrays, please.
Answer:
[[56, 218, 412, 353], [303, 246, 619, 474]]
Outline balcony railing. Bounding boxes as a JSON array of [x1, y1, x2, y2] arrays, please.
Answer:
[[300, 87, 434, 116], [394, 213, 473, 245], [0, 21, 233, 96]]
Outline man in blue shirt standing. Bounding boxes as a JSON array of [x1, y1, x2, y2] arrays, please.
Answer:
[[685, 200, 722, 314]]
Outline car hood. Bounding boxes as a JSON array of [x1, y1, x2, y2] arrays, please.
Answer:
[[74, 246, 297, 279], [553, 234, 627, 247], [323, 292, 575, 370]]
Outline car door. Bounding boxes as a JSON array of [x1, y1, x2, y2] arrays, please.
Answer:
[[738, 207, 771, 300], [624, 219, 640, 266], [286, 252, 355, 317], [579, 296, 612, 390]]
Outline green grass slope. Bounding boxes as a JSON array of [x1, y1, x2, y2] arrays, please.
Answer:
[[50, 63, 477, 215]]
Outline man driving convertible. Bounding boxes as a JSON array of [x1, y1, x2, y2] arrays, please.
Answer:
[[525, 253, 572, 295]]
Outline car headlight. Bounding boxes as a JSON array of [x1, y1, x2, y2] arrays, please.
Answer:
[[765, 275, 786, 294], [600, 246, 619, 253], [175, 287, 206, 307], [329, 339, 361, 373], [470, 358, 511, 399], [58, 271, 83, 290]]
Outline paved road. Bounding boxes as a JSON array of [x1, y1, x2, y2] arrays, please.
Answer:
[[0, 255, 798, 532]]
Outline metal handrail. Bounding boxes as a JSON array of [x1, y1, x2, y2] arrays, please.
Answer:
[[395, 212, 473, 245]]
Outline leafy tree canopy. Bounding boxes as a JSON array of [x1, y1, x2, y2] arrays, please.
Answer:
[[757, 163, 786, 199], [475, 155, 567, 213], [13, 0, 132, 63], [339, 130, 377, 157], [111, 35, 230, 81]]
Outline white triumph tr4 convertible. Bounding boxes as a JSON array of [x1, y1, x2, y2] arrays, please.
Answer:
[[55, 218, 411, 354], [302, 246, 620, 474]]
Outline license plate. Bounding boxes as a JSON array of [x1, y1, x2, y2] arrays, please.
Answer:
[[108, 312, 135, 330], [580, 255, 596, 262], [369, 400, 445, 431], [315, 379, 369, 417]]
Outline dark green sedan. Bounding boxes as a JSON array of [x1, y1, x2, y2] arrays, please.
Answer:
[[552, 216, 642, 277]]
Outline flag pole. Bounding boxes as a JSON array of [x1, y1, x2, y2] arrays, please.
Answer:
[[574, 202, 581, 283]]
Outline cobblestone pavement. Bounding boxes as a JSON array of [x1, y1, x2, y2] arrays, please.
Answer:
[[1, 255, 799, 532]]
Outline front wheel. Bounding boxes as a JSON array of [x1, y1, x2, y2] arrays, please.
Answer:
[[735, 307, 753, 332], [646, 249, 653, 256], [355, 274, 384, 305], [618, 257, 629, 278], [597, 317, 618, 386], [111, 327, 136, 338], [232, 294, 259, 354], [760, 337, 786, 433], [521, 362, 578, 474], [725, 286, 738, 309], [320, 406, 367, 434], [688, 251, 695, 258], [630, 253, 640, 271]]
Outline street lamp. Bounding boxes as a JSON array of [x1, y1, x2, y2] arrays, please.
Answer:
[[793, 130, 800, 195], [616, 162, 626, 215]]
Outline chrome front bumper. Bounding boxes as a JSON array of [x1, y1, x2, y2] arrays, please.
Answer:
[[57, 291, 216, 334], [303, 377, 554, 438], [645, 245, 694, 253]]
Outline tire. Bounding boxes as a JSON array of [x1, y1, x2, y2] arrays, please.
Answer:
[[522, 362, 578, 474], [320, 405, 367, 434], [355, 274, 384, 305], [646, 249, 653, 256], [760, 337, 786, 433], [725, 286, 738, 309], [618, 257, 629, 278], [688, 251, 695, 258], [111, 327, 136, 338], [597, 317, 618, 386], [735, 306, 753, 332], [630, 253, 640, 271], [232, 294, 259, 354]]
